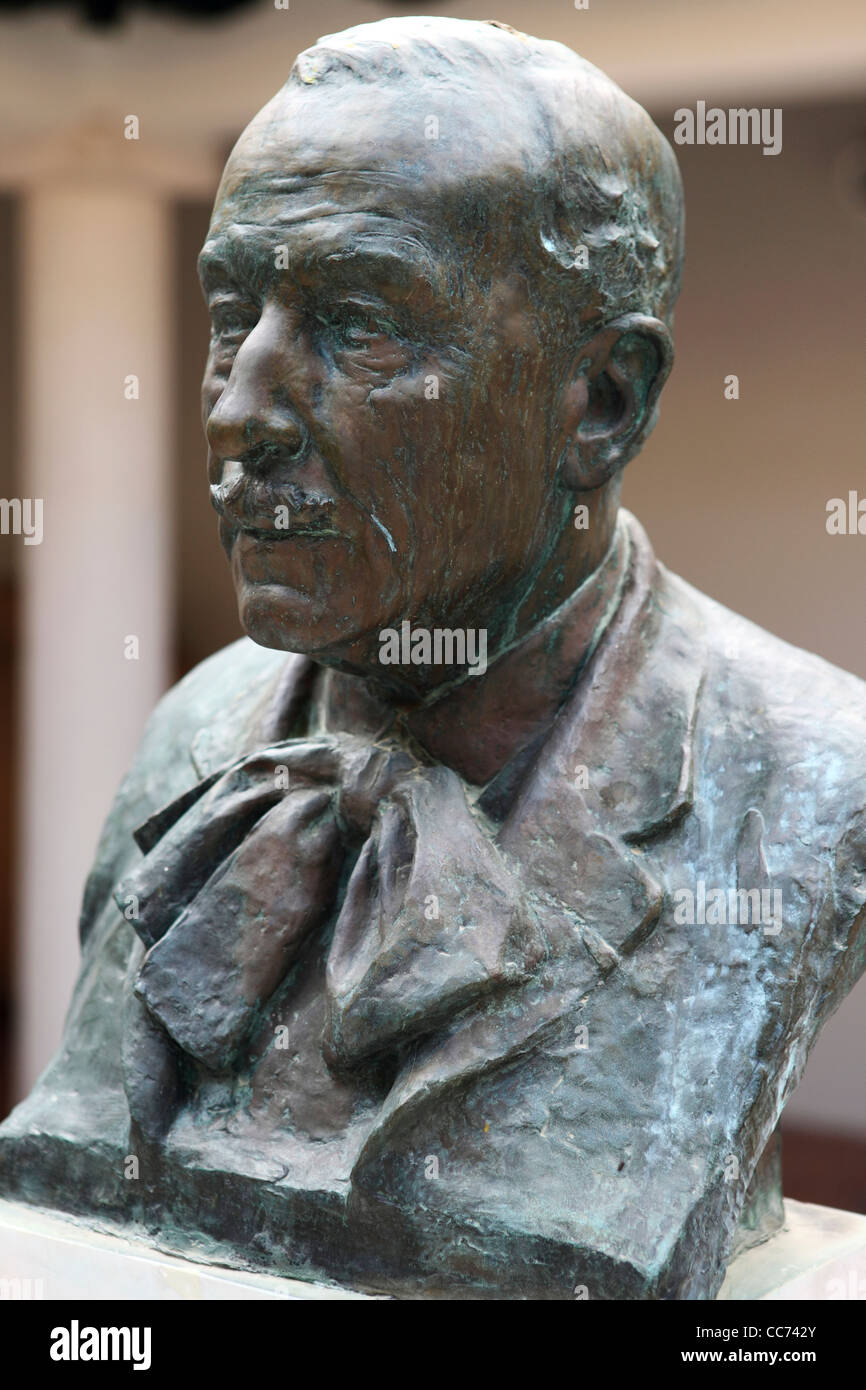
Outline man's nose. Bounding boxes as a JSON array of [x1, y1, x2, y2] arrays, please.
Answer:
[[205, 320, 310, 467]]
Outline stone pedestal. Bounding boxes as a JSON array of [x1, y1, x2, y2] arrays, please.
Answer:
[[719, 1198, 866, 1300], [0, 1195, 863, 1300], [0, 1198, 373, 1300]]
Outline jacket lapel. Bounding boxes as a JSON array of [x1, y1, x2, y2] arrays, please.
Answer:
[[351, 514, 708, 1176]]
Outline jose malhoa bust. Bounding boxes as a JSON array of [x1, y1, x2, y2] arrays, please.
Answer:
[[2, 16, 864, 1300]]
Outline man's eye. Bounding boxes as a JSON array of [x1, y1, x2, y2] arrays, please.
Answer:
[[342, 321, 382, 344], [317, 306, 400, 349], [342, 315, 391, 344], [209, 297, 259, 339]]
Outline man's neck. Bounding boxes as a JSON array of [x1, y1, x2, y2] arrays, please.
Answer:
[[314, 511, 630, 787]]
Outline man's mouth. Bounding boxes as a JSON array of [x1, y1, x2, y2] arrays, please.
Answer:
[[234, 520, 343, 542], [209, 467, 341, 541]]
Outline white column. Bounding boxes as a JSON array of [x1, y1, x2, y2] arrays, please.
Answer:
[[1, 126, 219, 1097]]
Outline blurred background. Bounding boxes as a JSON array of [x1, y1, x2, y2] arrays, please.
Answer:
[[0, 0, 864, 1212]]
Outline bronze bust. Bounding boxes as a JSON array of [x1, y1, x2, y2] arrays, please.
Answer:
[[2, 16, 864, 1300]]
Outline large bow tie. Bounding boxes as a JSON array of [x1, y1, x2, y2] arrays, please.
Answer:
[[114, 734, 543, 1075]]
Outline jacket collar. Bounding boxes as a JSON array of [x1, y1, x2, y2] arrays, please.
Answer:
[[350, 513, 708, 1173], [504, 510, 706, 851]]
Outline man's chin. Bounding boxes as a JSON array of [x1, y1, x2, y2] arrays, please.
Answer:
[[236, 580, 369, 657]]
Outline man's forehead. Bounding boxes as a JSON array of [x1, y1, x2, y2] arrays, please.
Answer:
[[209, 169, 445, 236], [214, 76, 541, 221], [202, 173, 461, 291]]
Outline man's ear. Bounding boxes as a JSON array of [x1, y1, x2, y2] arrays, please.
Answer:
[[556, 314, 674, 490]]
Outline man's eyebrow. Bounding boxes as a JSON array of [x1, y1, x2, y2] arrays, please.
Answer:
[[198, 232, 277, 293], [310, 243, 439, 290], [199, 232, 446, 303], [197, 243, 239, 292]]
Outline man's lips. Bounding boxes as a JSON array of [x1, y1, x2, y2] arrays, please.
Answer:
[[210, 467, 342, 540], [232, 520, 343, 542]]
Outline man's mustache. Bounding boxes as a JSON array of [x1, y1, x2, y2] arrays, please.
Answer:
[[209, 460, 338, 534]]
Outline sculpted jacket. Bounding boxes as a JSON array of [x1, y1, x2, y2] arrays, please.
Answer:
[[2, 510, 865, 1299]]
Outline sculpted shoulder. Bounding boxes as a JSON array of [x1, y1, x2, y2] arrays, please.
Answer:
[[135, 636, 287, 769], [79, 637, 292, 944], [668, 567, 866, 766], [667, 568, 866, 984]]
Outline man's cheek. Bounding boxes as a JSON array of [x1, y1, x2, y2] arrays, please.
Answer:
[[324, 368, 453, 479], [364, 357, 464, 409], [363, 363, 468, 470]]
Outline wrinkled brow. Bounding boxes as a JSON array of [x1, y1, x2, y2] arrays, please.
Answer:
[[198, 227, 452, 308]]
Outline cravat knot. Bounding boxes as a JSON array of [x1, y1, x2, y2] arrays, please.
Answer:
[[114, 732, 541, 1078]]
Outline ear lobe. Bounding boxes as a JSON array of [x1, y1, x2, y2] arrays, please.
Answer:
[[558, 314, 674, 491]]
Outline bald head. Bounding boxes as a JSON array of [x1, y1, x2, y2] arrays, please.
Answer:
[[216, 15, 684, 333]]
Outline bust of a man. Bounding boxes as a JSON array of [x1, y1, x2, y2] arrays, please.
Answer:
[[2, 16, 865, 1301]]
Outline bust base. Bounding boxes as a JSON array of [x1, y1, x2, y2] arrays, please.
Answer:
[[718, 1198, 866, 1300], [0, 1195, 863, 1301], [0, 1197, 374, 1300]]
